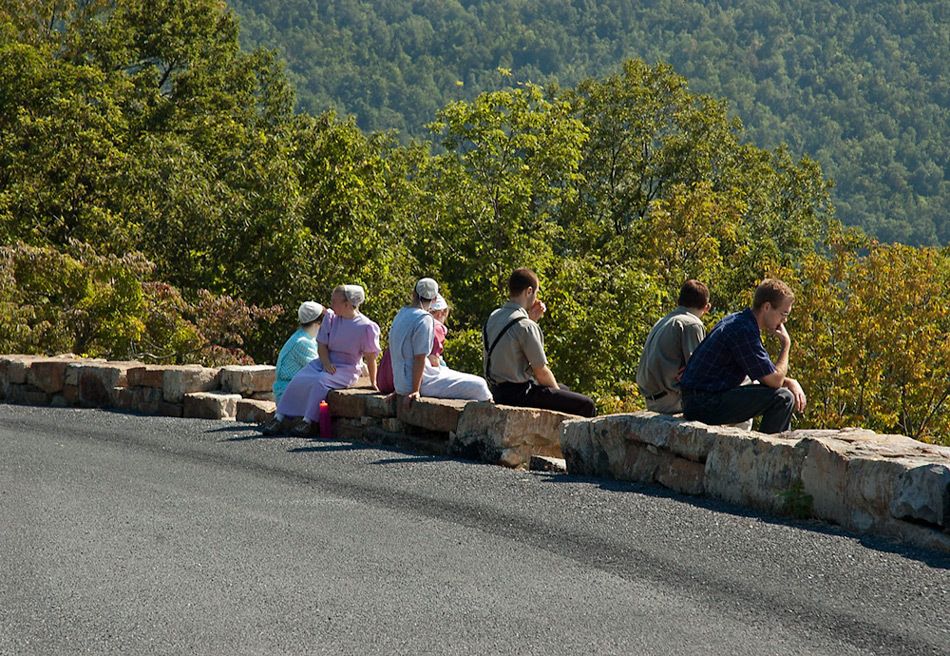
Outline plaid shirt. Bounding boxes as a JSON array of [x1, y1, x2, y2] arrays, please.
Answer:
[[679, 309, 775, 393]]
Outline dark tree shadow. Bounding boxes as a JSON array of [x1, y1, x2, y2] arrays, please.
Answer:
[[202, 414, 950, 568], [539, 472, 950, 569]]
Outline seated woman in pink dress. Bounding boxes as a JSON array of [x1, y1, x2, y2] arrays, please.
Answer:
[[274, 284, 381, 436]]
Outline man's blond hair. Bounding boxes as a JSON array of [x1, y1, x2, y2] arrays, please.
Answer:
[[752, 278, 794, 311]]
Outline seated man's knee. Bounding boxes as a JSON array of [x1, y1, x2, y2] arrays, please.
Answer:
[[776, 387, 794, 407], [580, 397, 596, 418]]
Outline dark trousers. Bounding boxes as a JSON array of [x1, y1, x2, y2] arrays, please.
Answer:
[[682, 385, 794, 434], [491, 381, 596, 418]]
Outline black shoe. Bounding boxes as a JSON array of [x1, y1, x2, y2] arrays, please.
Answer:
[[260, 416, 285, 436], [289, 420, 318, 438]]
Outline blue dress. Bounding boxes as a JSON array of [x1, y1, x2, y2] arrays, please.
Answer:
[[273, 328, 320, 403]]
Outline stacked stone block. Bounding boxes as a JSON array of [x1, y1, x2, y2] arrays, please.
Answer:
[[220, 365, 276, 401], [452, 402, 568, 468], [324, 389, 568, 467], [561, 412, 950, 552], [0, 356, 277, 421], [236, 398, 277, 423], [184, 391, 242, 420], [326, 388, 417, 449]]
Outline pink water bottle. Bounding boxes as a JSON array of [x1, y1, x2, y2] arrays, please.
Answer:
[[318, 400, 332, 438]]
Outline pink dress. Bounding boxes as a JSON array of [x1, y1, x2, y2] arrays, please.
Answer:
[[276, 312, 381, 421], [431, 320, 447, 360], [376, 349, 395, 394]]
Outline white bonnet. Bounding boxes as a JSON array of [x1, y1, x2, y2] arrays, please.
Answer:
[[297, 301, 324, 324]]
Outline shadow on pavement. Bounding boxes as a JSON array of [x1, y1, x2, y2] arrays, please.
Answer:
[[370, 454, 454, 465], [288, 441, 457, 467], [539, 472, 950, 569], [287, 442, 372, 454], [202, 416, 950, 568], [204, 424, 280, 442], [206, 421, 463, 465]]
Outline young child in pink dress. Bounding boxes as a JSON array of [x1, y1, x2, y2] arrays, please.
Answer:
[[428, 294, 449, 367]]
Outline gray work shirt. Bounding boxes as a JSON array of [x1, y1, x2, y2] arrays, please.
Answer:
[[483, 301, 547, 384], [636, 307, 705, 413]]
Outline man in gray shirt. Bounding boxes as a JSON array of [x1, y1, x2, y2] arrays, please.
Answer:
[[636, 280, 711, 414], [483, 268, 595, 417]]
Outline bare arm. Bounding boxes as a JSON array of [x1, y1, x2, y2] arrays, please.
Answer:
[[532, 364, 558, 388], [364, 352, 378, 390], [783, 376, 807, 412], [319, 342, 335, 374], [403, 354, 427, 407], [759, 325, 790, 389], [528, 300, 546, 321]]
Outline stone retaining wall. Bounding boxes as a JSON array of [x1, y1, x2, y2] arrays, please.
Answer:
[[561, 412, 950, 553], [0, 354, 276, 422], [3, 354, 948, 552], [325, 389, 568, 468], [0, 355, 567, 470]]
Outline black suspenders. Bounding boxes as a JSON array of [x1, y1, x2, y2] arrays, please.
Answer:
[[483, 317, 525, 386]]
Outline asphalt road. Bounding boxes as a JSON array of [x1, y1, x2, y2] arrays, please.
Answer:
[[0, 405, 947, 655]]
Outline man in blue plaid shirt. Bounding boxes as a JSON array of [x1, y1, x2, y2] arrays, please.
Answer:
[[679, 279, 807, 434]]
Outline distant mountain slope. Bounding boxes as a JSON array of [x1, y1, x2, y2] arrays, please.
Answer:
[[226, 0, 948, 245]]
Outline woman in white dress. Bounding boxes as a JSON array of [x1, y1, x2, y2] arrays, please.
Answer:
[[389, 278, 492, 405]]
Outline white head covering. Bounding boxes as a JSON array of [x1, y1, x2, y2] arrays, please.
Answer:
[[342, 284, 365, 307], [415, 277, 439, 301], [298, 301, 324, 324], [429, 294, 448, 311]]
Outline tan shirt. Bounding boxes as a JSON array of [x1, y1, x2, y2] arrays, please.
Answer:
[[483, 301, 547, 384], [636, 307, 705, 413]]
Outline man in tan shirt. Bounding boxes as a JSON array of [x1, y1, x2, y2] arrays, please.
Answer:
[[636, 280, 711, 414], [483, 268, 595, 417]]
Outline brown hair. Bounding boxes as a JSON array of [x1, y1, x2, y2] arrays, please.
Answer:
[[508, 268, 540, 296], [752, 278, 794, 311], [677, 279, 710, 309]]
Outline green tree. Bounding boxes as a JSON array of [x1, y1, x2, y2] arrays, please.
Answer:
[[0, 241, 280, 363], [566, 62, 833, 307], [569, 60, 742, 240], [423, 83, 588, 325], [227, 0, 949, 246], [789, 230, 950, 444], [286, 112, 424, 343]]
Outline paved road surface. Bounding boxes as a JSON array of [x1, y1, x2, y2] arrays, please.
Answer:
[[0, 405, 947, 655]]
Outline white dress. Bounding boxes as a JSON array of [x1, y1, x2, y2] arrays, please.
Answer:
[[389, 307, 492, 402]]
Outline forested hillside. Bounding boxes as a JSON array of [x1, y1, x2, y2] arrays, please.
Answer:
[[227, 0, 948, 246]]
